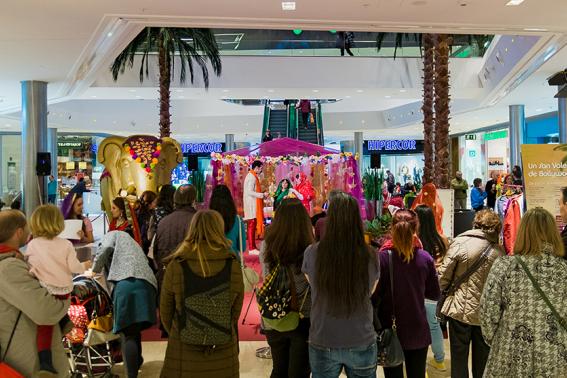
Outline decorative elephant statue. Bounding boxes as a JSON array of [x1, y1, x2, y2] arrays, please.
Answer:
[[97, 135, 183, 218]]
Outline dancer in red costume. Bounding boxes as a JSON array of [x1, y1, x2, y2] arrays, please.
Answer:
[[294, 172, 315, 215], [243, 161, 268, 253]]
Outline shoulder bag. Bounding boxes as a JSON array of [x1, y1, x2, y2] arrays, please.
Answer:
[[0, 312, 24, 378], [436, 241, 492, 323], [515, 256, 567, 331], [238, 216, 259, 293], [376, 250, 404, 367]]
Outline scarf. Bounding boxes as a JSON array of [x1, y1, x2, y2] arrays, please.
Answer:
[[0, 244, 24, 260], [250, 170, 265, 238]]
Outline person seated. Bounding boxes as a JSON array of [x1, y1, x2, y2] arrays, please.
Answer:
[[273, 179, 303, 211]]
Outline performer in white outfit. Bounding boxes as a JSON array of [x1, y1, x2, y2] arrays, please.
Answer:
[[243, 160, 267, 253]]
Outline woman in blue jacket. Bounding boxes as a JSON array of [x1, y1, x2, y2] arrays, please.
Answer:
[[471, 178, 487, 212]]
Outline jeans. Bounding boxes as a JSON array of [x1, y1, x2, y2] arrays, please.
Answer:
[[309, 342, 377, 378], [265, 318, 310, 378], [424, 300, 445, 362], [448, 318, 490, 378], [383, 347, 428, 378], [47, 194, 56, 204]]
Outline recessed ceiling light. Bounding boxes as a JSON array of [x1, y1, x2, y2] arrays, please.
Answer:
[[385, 95, 392, 98], [506, 0, 525, 5], [268, 89, 275, 93], [178, 95, 185, 99], [524, 27, 547, 32], [399, 89, 407, 93], [361, 120, 366, 124], [4, 124, 12, 127], [135, 95, 142, 98], [128, 89, 136, 93], [222, 89, 230, 93], [107, 32, 113, 37], [175, 89, 184, 93], [313, 89, 319, 93], [356, 89, 364, 93], [91, 95, 97, 98], [93, 119, 97, 123], [282, 2, 296, 11], [345, 95, 351, 98], [536, 108, 543, 111]]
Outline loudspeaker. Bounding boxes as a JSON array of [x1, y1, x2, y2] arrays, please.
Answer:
[[36, 152, 51, 176], [370, 154, 381, 169], [187, 155, 198, 171]]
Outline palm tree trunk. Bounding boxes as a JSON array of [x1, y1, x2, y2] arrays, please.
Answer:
[[158, 37, 172, 138], [434, 34, 452, 189], [422, 33, 435, 185]]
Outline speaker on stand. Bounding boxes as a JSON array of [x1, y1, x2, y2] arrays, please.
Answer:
[[36, 152, 52, 205], [187, 155, 199, 171]]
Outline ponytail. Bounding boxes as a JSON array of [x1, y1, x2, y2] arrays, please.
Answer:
[[391, 209, 418, 263]]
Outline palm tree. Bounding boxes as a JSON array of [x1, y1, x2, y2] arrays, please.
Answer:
[[433, 34, 452, 189], [111, 28, 222, 138], [377, 32, 491, 188], [421, 33, 435, 184]]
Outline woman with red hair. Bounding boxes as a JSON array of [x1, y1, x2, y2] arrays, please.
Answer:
[[375, 209, 441, 378], [411, 183, 444, 235]]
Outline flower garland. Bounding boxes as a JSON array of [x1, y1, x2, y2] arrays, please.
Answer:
[[211, 152, 358, 166], [124, 136, 161, 174]]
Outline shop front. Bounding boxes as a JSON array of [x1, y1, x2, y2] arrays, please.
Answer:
[[360, 139, 425, 186], [171, 142, 225, 186]]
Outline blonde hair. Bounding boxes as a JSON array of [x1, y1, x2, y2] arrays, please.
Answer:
[[172, 210, 231, 276], [514, 208, 565, 258], [30, 205, 65, 239]]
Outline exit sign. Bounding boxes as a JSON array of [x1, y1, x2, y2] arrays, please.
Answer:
[[465, 134, 477, 140]]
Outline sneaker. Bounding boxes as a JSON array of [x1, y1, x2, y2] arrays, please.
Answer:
[[427, 358, 447, 371]]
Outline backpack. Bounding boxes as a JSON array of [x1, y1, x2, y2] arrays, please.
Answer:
[[257, 263, 307, 332], [178, 258, 233, 346]]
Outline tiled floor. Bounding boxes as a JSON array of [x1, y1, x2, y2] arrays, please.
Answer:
[[111, 340, 456, 377]]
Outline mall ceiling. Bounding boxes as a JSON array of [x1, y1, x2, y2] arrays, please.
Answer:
[[1, 0, 567, 141]]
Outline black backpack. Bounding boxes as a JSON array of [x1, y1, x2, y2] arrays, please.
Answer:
[[178, 258, 233, 346]]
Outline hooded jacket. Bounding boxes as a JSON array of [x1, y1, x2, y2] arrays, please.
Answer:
[[0, 248, 70, 377], [438, 229, 504, 325]]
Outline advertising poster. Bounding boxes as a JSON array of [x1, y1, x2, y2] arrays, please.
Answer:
[[521, 144, 567, 226]]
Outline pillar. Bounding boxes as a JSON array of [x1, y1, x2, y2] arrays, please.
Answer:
[[508, 104, 525, 170], [47, 127, 58, 200], [354, 132, 364, 177], [558, 93, 567, 144], [225, 134, 235, 152], [21, 81, 48, 214]]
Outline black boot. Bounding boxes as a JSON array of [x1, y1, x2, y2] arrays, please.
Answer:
[[38, 350, 58, 374]]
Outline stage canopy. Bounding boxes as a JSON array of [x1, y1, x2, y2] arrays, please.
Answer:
[[225, 137, 339, 157]]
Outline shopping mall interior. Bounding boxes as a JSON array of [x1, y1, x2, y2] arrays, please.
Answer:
[[1, 1, 567, 377]]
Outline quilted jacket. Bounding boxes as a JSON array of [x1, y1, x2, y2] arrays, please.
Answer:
[[480, 248, 567, 377], [438, 229, 503, 325]]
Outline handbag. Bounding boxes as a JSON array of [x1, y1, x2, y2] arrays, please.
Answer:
[[238, 216, 259, 292], [88, 313, 113, 333], [0, 312, 24, 378], [515, 256, 567, 331], [376, 250, 404, 367], [436, 240, 492, 323]]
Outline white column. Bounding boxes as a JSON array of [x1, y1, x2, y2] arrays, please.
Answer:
[[509, 104, 525, 169], [21, 80, 48, 214], [354, 131, 364, 177], [225, 134, 235, 152]]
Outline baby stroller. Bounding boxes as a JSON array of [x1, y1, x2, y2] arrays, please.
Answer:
[[65, 275, 121, 378]]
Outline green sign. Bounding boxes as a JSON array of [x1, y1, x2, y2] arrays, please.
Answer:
[[465, 134, 477, 140], [485, 130, 508, 141]]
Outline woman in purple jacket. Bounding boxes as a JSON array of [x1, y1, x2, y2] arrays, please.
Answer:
[[375, 209, 440, 378]]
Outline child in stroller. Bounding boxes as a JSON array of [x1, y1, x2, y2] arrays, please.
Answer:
[[65, 275, 121, 378]]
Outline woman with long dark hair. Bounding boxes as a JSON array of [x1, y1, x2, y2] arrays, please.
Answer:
[[260, 198, 314, 378], [137, 190, 157, 253], [148, 184, 176, 242], [415, 205, 449, 372], [109, 197, 142, 245], [302, 192, 379, 378], [272, 179, 303, 211], [376, 209, 440, 378], [209, 185, 243, 259]]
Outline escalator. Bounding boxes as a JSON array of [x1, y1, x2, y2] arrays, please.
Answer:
[[262, 100, 324, 145]]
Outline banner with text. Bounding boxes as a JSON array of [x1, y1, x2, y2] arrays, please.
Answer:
[[521, 144, 567, 225]]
